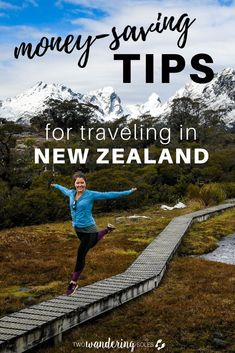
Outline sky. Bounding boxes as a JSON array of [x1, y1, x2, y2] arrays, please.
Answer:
[[0, 0, 234, 105]]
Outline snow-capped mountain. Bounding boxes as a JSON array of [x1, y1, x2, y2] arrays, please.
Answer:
[[0, 82, 123, 124], [157, 68, 235, 127], [0, 68, 234, 127], [126, 68, 234, 126], [82, 86, 123, 119], [0, 82, 81, 124], [126, 93, 161, 119]]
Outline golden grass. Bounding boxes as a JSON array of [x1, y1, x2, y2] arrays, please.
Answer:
[[113, 249, 139, 256]]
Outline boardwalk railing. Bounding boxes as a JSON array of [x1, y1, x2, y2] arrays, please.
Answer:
[[0, 202, 234, 353]]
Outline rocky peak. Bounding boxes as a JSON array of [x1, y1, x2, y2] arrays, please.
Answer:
[[204, 68, 235, 101]]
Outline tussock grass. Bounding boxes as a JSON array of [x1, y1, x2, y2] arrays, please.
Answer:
[[186, 183, 227, 206], [128, 237, 155, 244], [114, 249, 139, 256], [0, 286, 33, 299], [187, 199, 206, 211]]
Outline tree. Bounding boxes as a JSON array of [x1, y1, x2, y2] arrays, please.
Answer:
[[0, 122, 22, 182], [199, 108, 227, 144], [168, 97, 203, 136], [31, 99, 98, 131]]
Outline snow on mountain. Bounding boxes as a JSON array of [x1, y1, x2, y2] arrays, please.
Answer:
[[0, 68, 234, 127], [83, 86, 124, 121], [0, 82, 84, 124], [200, 68, 235, 127], [126, 93, 161, 119], [157, 68, 235, 127], [0, 82, 123, 124], [125, 68, 234, 127]]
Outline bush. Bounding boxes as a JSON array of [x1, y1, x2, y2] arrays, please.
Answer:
[[158, 184, 180, 203], [187, 199, 205, 211], [186, 184, 200, 200], [221, 182, 235, 199], [199, 183, 227, 206]]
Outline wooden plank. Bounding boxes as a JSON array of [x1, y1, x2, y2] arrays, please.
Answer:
[[106, 277, 140, 284], [14, 306, 63, 318], [48, 298, 92, 307], [54, 294, 100, 303], [78, 285, 125, 293], [94, 280, 134, 287], [48, 296, 95, 306], [84, 287, 115, 295], [77, 286, 117, 294], [0, 333, 16, 340], [53, 295, 92, 305], [0, 321, 37, 331], [10, 312, 58, 322], [0, 327, 26, 335], [99, 279, 133, 286], [37, 301, 88, 312], [120, 270, 149, 282], [0, 316, 44, 326], [75, 290, 108, 298]]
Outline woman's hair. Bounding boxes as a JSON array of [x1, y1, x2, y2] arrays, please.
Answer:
[[72, 171, 87, 182]]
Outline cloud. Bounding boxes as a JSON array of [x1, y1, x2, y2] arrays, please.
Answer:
[[0, 25, 55, 42], [0, 1, 20, 10], [23, 0, 39, 7], [55, 0, 234, 14], [0, 0, 38, 18], [0, 0, 38, 11]]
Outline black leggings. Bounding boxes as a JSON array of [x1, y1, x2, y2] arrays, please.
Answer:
[[74, 231, 99, 273]]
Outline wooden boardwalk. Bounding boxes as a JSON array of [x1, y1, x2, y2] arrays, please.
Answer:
[[0, 202, 234, 353]]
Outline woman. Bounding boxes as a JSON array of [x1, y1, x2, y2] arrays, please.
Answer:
[[51, 171, 137, 295]]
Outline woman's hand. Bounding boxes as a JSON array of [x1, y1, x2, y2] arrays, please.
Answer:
[[131, 187, 137, 192], [51, 183, 56, 187]]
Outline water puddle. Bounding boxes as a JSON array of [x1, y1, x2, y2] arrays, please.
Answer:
[[19, 287, 30, 292], [201, 233, 235, 265]]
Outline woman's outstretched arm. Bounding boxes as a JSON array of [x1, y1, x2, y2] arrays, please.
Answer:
[[51, 183, 72, 197], [91, 188, 137, 201]]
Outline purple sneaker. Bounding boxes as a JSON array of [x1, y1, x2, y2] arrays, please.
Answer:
[[66, 281, 78, 296], [107, 223, 116, 232]]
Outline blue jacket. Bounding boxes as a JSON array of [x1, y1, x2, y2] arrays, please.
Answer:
[[53, 184, 134, 228]]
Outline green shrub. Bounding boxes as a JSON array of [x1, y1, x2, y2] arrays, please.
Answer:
[[158, 184, 180, 203]]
